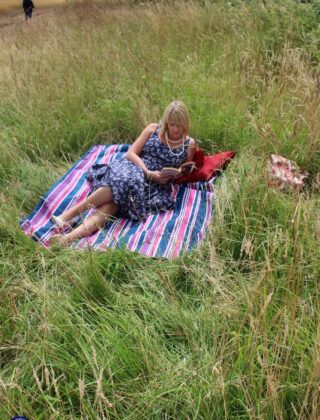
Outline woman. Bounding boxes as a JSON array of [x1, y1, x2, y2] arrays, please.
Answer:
[[50, 100, 196, 246]]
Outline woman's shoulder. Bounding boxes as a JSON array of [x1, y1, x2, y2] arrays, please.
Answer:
[[145, 123, 158, 134], [187, 137, 196, 147], [186, 137, 197, 161]]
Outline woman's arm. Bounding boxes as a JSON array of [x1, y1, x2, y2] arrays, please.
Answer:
[[184, 138, 197, 163], [125, 123, 158, 177]]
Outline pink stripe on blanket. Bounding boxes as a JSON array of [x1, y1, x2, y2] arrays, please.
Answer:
[[163, 187, 193, 258], [127, 215, 155, 251], [183, 190, 202, 251], [99, 218, 128, 249], [139, 210, 173, 257], [171, 188, 199, 258], [198, 191, 214, 243]]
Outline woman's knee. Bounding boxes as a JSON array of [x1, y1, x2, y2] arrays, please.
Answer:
[[104, 201, 118, 214], [97, 202, 118, 217], [87, 186, 113, 207], [98, 186, 111, 194], [92, 202, 118, 229]]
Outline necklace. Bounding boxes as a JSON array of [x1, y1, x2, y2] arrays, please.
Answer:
[[165, 132, 187, 157]]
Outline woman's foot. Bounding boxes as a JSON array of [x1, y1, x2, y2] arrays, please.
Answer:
[[51, 215, 70, 229], [49, 234, 67, 247]]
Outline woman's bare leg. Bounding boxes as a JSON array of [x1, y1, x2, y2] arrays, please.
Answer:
[[57, 187, 113, 222], [57, 201, 118, 246]]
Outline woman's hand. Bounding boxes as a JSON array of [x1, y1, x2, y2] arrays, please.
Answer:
[[148, 171, 173, 185]]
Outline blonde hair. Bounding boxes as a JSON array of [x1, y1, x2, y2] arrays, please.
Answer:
[[159, 100, 190, 138]]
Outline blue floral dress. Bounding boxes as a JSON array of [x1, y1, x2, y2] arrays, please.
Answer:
[[86, 127, 190, 221]]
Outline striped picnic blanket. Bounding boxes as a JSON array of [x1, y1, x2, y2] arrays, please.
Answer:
[[20, 145, 216, 259]]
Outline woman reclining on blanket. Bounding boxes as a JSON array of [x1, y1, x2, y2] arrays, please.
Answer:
[[50, 100, 196, 246]]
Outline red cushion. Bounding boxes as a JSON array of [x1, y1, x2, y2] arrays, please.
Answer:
[[175, 149, 236, 184]]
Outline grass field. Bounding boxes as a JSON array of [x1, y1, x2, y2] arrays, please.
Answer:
[[0, 0, 319, 418], [0, 0, 66, 12]]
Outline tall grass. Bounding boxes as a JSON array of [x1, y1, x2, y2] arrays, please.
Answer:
[[0, 0, 66, 14], [0, 1, 319, 418]]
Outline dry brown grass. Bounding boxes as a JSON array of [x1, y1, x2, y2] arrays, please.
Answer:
[[0, 0, 66, 14]]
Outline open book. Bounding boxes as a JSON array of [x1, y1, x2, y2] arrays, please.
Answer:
[[160, 161, 196, 178]]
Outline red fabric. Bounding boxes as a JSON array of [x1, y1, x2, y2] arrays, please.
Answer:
[[175, 148, 236, 184]]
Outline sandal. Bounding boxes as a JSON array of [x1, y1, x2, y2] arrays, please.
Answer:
[[51, 215, 70, 228], [51, 216, 72, 230]]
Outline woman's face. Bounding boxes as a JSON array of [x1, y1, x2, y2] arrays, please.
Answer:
[[167, 120, 185, 140]]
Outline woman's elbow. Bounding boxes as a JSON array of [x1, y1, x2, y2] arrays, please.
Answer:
[[125, 150, 133, 160], [125, 151, 139, 164]]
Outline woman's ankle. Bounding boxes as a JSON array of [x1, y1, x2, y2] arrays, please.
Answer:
[[59, 214, 69, 222]]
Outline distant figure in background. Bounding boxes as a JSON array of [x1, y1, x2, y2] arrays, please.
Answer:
[[23, 0, 35, 21]]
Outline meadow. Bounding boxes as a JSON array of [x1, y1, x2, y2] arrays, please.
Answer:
[[0, 0, 319, 418], [0, 0, 66, 14]]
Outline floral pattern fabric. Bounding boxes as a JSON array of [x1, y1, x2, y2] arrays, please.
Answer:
[[86, 127, 190, 221], [266, 154, 309, 190]]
